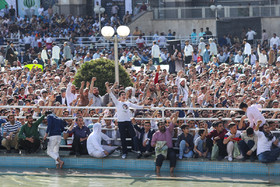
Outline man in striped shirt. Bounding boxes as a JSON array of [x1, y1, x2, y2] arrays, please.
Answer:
[[1, 114, 22, 153]]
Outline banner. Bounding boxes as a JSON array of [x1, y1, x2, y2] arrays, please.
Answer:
[[0, 0, 16, 17], [24, 64, 43, 71], [18, 0, 40, 18]]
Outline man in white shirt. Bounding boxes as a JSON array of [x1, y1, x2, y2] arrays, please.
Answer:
[[151, 41, 160, 65], [209, 38, 217, 56], [255, 122, 280, 163], [246, 28, 256, 45], [105, 82, 150, 159], [257, 44, 268, 67], [270, 33, 280, 48], [198, 38, 206, 57], [52, 43, 60, 67], [243, 39, 251, 57], [239, 102, 266, 129], [184, 40, 193, 65], [23, 33, 32, 51], [234, 51, 243, 64]]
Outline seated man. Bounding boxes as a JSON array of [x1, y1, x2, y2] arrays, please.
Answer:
[[206, 121, 228, 160], [238, 127, 257, 162], [255, 121, 280, 163], [1, 114, 22, 153], [18, 114, 45, 153], [176, 124, 194, 159], [87, 117, 116, 158], [194, 127, 209, 158], [101, 115, 121, 146], [151, 112, 178, 177], [132, 119, 155, 158], [223, 122, 243, 162], [66, 116, 90, 156]]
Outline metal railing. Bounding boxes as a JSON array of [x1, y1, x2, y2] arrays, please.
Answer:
[[153, 5, 280, 19]]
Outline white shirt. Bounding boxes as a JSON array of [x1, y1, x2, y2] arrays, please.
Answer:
[[246, 105, 266, 128], [45, 37, 53, 43], [243, 43, 251, 56], [23, 36, 32, 44], [246, 30, 256, 40], [255, 130, 276, 155], [151, 44, 160, 58], [109, 92, 143, 122], [158, 36, 166, 46], [270, 36, 280, 48], [66, 82, 78, 106], [198, 42, 206, 56], [209, 42, 217, 55], [52, 45, 60, 59], [184, 44, 193, 57], [257, 47, 268, 66]]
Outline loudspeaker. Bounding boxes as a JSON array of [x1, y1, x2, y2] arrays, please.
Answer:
[[166, 40, 181, 55]]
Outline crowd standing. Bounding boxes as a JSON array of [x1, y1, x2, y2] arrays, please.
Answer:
[[0, 4, 280, 176]]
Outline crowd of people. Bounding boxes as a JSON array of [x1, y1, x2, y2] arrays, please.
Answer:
[[0, 5, 280, 176]]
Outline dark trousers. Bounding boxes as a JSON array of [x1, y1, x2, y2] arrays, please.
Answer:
[[118, 121, 137, 154], [72, 137, 88, 155], [258, 148, 280, 163], [238, 140, 256, 158], [156, 148, 176, 168], [19, 138, 40, 153], [206, 138, 227, 157], [185, 56, 192, 65], [135, 138, 153, 153]]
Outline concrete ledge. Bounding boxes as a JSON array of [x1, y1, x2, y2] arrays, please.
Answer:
[[0, 156, 279, 176]]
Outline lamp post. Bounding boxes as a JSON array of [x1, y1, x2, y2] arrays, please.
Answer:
[[94, 6, 105, 32], [101, 26, 130, 83], [210, 5, 223, 20]]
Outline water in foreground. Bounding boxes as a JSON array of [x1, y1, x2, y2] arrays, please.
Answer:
[[0, 168, 278, 187]]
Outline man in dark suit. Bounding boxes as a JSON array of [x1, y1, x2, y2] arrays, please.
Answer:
[[132, 119, 155, 158], [18, 51, 30, 64], [56, 87, 67, 106]]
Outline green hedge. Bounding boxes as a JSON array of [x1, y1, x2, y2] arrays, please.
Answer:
[[73, 58, 133, 95]]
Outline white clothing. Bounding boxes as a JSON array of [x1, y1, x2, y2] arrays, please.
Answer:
[[198, 42, 206, 56], [66, 82, 78, 106], [52, 45, 60, 59], [243, 43, 251, 56], [87, 123, 115, 158], [184, 44, 194, 57], [270, 36, 279, 48], [257, 47, 268, 67], [151, 44, 160, 58], [158, 36, 166, 47], [246, 105, 266, 128], [246, 30, 256, 40], [255, 131, 276, 155], [41, 49, 48, 63], [47, 135, 61, 164], [109, 92, 143, 122], [209, 42, 217, 55]]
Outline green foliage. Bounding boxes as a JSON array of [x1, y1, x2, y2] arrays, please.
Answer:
[[73, 58, 133, 95]]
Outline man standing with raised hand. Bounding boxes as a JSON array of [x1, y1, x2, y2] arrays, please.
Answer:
[[44, 111, 68, 169], [105, 82, 151, 159]]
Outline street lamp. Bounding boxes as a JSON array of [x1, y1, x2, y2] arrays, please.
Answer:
[[94, 6, 105, 32], [101, 25, 130, 83], [210, 5, 223, 20]]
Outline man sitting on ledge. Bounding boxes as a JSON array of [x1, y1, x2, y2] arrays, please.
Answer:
[[18, 113, 45, 153], [151, 112, 179, 177]]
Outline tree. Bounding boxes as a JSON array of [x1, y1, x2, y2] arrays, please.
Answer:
[[73, 58, 133, 95]]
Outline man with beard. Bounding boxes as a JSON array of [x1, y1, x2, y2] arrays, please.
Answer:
[[6, 42, 17, 65], [105, 82, 151, 159], [151, 112, 179, 177], [89, 77, 103, 107], [66, 77, 78, 107], [255, 121, 280, 163]]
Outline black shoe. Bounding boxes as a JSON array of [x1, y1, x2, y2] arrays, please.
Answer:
[[14, 149, 19, 154], [242, 157, 247, 162], [217, 156, 224, 161], [143, 151, 152, 158], [75, 152, 80, 157], [137, 153, 142, 159]]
